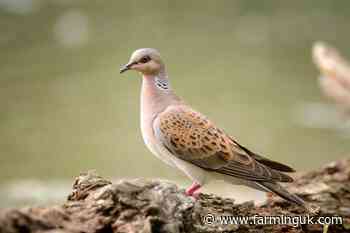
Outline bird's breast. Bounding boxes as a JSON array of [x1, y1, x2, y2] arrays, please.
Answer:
[[140, 97, 177, 167]]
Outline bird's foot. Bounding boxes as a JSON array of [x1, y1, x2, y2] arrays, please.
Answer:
[[185, 182, 201, 199], [191, 190, 201, 199]]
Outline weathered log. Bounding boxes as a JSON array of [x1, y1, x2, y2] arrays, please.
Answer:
[[0, 159, 349, 233]]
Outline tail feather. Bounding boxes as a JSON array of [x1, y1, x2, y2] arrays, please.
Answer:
[[258, 181, 317, 213]]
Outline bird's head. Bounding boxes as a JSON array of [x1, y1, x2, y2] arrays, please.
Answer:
[[120, 48, 164, 76]]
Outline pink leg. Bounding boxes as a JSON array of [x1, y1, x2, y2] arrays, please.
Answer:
[[185, 182, 201, 198], [192, 189, 201, 199]]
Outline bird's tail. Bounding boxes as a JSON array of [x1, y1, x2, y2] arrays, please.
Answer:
[[258, 181, 318, 213]]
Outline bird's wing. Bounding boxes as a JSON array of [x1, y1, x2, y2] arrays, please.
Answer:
[[153, 105, 293, 183], [229, 140, 295, 172]]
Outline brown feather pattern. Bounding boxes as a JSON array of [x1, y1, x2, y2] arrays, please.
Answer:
[[154, 105, 294, 183]]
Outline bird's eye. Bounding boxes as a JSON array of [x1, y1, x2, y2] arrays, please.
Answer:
[[140, 56, 151, 63]]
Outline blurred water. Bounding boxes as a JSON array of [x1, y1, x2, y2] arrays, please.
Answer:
[[1, 1, 350, 206]]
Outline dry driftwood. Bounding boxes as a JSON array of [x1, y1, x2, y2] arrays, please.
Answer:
[[313, 41, 350, 113], [0, 159, 349, 233]]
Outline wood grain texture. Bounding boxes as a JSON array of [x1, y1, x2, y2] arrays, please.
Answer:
[[1, 159, 349, 233]]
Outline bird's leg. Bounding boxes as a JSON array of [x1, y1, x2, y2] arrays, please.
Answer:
[[185, 182, 201, 198], [192, 189, 201, 199]]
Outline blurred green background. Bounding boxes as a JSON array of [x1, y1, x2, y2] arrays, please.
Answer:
[[1, 0, 350, 207]]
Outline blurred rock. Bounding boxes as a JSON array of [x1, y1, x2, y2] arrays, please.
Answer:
[[0, 180, 70, 207]]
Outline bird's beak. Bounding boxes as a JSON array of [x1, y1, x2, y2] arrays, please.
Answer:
[[120, 62, 136, 74]]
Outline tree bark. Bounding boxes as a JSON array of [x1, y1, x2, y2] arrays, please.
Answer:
[[0, 159, 349, 233]]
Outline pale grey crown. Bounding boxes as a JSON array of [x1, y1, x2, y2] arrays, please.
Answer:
[[130, 48, 163, 64]]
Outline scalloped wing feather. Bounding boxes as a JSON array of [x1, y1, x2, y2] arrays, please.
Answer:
[[153, 105, 293, 183]]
